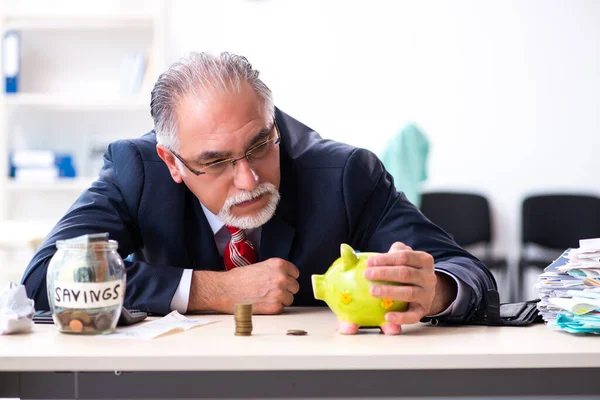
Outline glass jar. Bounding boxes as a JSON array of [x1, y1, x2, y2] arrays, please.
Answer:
[[46, 233, 126, 334]]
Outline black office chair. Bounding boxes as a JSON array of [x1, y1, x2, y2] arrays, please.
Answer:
[[519, 194, 600, 300], [420, 192, 508, 286]]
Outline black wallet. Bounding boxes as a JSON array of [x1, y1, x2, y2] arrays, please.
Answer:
[[468, 290, 543, 326], [425, 290, 543, 326]]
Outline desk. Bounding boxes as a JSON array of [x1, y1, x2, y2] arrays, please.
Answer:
[[1, 307, 599, 399]]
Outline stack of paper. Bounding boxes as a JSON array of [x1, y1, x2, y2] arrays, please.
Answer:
[[535, 238, 600, 334]]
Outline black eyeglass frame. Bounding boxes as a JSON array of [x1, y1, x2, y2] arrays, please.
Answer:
[[171, 120, 281, 176]]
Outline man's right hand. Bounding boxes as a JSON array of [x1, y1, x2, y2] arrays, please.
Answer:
[[188, 258, 300, 314]]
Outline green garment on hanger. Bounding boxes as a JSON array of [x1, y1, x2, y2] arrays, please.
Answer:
[[380, 124, 430, 207]]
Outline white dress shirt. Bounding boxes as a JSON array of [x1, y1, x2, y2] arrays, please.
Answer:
[[170, 205, 467, 316]]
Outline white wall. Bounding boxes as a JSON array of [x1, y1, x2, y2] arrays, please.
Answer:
[[167, 0, 600, 299]]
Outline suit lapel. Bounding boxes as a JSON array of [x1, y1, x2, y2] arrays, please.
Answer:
[[184, 190, 223, 271], [258, 150, 296, 262], [258, 209, 296, 261]]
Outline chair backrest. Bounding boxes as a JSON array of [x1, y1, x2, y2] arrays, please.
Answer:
[[420, 192, 491, 247], [521, 194, 600, 249]]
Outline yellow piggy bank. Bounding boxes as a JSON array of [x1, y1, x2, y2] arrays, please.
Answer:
[[312, 244, 408, 335]]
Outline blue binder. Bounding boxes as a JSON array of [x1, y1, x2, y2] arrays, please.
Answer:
[[2, 30, 20, 93]]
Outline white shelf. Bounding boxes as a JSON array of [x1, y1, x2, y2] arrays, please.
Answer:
[[0, 219, 56, 248], [2, 14, 155, 31], [2, 94, 149, 111], [0, 4, 165, 221], [7, 177, 95, 192]]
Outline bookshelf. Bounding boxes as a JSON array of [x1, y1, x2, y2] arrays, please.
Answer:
[[3, 13, 156, 31], [3, 93, 149, 111], [0, 1, 165, 272], [6, 176, 95, 192]]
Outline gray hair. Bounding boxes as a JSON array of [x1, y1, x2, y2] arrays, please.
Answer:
[[150, 52, 274, 151]]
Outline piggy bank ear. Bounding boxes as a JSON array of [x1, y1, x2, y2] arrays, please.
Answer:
[[340, 244, 359, 271]]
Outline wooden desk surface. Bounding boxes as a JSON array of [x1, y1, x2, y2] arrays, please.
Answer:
[[1, 307, 598, 372]]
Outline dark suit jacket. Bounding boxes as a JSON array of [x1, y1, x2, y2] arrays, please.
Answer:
[[22, 109, 496, 320]]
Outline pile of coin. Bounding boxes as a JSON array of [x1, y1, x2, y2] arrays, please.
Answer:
[[234, 303, 253, 336], [54, 309, 117, 334]]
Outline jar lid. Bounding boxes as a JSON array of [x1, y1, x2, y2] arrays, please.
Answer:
[[56, 232, 118, 250]]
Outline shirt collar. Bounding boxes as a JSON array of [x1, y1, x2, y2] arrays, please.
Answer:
[[200, 202, 258, 237], [200, 203, 225, 235]]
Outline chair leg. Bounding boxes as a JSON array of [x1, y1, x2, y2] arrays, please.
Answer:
[[501, 268, 511, 303], [509, 262, 521, 303], [517, 263, 525, 302]]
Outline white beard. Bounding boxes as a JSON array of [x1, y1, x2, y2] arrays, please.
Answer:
[[217, 182, 280, 229]]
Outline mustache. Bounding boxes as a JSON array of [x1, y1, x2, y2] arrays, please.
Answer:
[[223, 183, 277, 208]]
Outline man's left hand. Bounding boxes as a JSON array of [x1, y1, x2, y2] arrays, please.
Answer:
[[364, 242, 456, 326]]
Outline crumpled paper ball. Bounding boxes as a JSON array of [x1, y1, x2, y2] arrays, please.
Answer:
[[0, 282, 35, 334]]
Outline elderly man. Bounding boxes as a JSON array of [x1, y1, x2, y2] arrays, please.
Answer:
[[23, 52, 496, 332]]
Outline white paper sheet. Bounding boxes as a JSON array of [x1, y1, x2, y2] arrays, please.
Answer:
[[549, 297, 600, 315], [104, 311, 216, 340], [579, 238, 600, 249]]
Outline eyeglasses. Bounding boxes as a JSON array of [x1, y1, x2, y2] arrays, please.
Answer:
[[171, 120, 281, 176]]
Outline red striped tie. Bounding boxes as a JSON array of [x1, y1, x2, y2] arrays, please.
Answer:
[[224, 226, 257, 271]]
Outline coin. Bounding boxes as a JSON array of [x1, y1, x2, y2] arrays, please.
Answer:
[[233, 302, 253, 336], [69, 319, 84, 332], [57, 310, 72, 327], [72, 310, 92, 325], [94, 311, 112, 331], [286, 329, 307, 336]]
